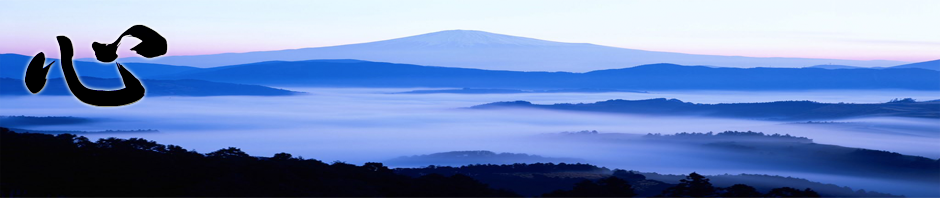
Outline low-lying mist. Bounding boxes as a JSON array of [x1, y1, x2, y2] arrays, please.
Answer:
[[1, 88, 938, 196]]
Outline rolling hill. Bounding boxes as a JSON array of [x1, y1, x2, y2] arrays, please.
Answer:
[[8, 53, 938, 90], [888, 59, 940, 71], [154, 60, 940, 90], [472, 98, 940, 120]]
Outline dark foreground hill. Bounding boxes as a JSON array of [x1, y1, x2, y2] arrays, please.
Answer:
[[389, 131, 940, 196], [0, 128, 899, 197], [0, 128, 517, 197], [473, 98, 940, 120], [0, 77, 300, 96], [396, 163, 897, 197]]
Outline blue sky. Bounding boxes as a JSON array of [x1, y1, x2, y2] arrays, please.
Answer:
[[2, 0, 938, 61]]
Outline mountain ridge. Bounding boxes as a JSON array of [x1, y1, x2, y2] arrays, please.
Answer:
[[7, 54, 939, 90], [117, 59, 940, 90], [889, 59, 940, 71], [472, 98, 940, 120]]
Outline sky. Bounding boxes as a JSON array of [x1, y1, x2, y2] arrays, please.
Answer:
[[2, 0, 938, 62]]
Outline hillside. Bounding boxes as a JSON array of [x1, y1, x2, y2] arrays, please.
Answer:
[[0, 128, 517, 197], [396, 163, 898, 197], [0, 128, 900, 197]]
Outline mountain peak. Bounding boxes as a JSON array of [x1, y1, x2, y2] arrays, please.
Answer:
[[105, 30, 908, 71], [367, 29, 582, 47], [434, 29, 491, 33]]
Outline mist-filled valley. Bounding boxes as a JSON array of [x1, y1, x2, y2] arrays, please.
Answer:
[[5, 1, 940, 197], [2, 88, 938, 196]]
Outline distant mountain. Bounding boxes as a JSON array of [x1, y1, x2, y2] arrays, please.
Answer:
[[472, 98, 940, 120], [155, 59, 573, 87], [155, 60, 940, 90], [10, 53, 936, 90], [394, 88, 646, 94], [384, 150, 583, 167], [888, 59, 940, 71], [0, 116, 160, 135], [0, 116, 95, 127], [0, 54, 202, 79], [0, 77, 300, 96], [100, 30, 904, 71]]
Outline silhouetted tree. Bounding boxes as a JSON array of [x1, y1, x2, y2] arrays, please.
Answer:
[[207, 147, 250, 159], [718, 184, 762, 197], [364, 162, 390, 172], [271, 152, 293, 160], [661, 172, 716, 197]]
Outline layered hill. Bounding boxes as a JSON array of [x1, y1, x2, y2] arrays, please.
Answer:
[[472, 98, 940, 120], [7, 53, 937, 90], [154, 60, 940, 90], [889, 59, 940, 71]]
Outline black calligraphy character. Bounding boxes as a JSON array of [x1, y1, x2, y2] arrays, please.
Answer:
[[24, 25, 167, 107], [93, 25, 168, 62], [24, 52, 54, 94]]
